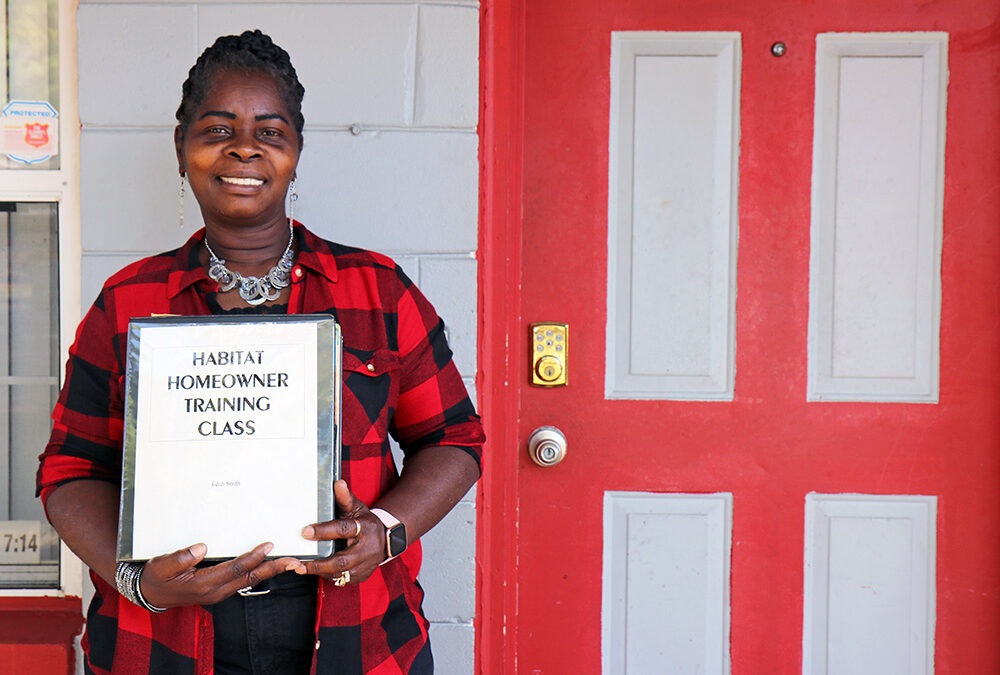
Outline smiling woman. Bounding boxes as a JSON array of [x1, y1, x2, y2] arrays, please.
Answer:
[[36, 30, 484, 675], [178, 74, 299, 229], [174, 34, 304, 309]]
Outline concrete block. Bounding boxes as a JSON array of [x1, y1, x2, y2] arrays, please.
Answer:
[[419, 500, 475, 622], [459, 480, 478, 505], [415, 5, 479, 128], [198, 4, 417, 127], [78, 4, 197, 126], [463, 377, 477, 409], [418, 256, 477, 375], [428, 622, 474, 675], [80, 129, 191, 253], [293, 130, 478, 253], [393, 255, 420, 285], [389, 437, 404, 475]]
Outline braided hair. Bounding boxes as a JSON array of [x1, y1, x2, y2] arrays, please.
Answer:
[[176, 30, 305, 146]]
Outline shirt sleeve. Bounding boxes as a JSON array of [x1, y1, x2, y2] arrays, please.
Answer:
[[388, 267, 485, 467], [36, 291, 125, 511]]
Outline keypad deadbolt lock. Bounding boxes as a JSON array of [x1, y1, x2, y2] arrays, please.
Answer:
[[530, 322, 568, 387]]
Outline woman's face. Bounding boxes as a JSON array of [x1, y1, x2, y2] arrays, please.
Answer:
[[176, 68, 301, 230]]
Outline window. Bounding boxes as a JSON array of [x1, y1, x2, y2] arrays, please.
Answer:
[[0, 202, 60, 588], [0, 0, 80, 593]]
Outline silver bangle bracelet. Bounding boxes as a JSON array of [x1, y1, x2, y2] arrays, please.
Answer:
[[115, 561, 167, 613]]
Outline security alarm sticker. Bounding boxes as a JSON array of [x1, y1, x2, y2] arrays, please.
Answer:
[[1, 100, 59, 164]]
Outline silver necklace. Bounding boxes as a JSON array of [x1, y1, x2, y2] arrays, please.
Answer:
[[204, 219, 295, 306]]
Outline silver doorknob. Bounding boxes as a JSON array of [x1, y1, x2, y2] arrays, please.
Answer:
[[527, 426, 567, 467]]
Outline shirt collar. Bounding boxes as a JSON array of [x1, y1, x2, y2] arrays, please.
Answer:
[[166, 229, 209, 299], [165, 223, 338, 300], [291, 223, 339, 285]]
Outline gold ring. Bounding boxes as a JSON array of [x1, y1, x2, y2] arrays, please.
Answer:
[[334, 570, 351, 587], [352, 518, 362, 538]]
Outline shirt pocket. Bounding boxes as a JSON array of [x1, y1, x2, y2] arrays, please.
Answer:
[[340, 347, 400, 447]]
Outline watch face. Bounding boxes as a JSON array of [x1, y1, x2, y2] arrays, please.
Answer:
[[388, 523, 407, 557]]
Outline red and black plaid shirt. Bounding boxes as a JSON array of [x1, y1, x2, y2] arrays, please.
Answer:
[[37, 224, 484, 674]]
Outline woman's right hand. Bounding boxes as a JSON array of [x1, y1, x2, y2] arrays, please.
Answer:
[[139, 541, 299, 608]]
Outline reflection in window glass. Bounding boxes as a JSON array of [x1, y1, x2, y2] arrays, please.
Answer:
[[1, 0, 60, 170], [0, 202, 60, 588]]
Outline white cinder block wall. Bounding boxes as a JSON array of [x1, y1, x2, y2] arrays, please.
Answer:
[[76, 1, 480, 671]]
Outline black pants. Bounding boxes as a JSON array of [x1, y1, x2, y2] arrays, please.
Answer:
[[208, 572, 318, 675]]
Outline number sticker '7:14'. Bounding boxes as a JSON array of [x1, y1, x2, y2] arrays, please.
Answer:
[[0, 521, 42, 564]]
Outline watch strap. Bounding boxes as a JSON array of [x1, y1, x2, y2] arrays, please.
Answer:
[[370, 508, 400, 529], [370, 508, 406, 563]]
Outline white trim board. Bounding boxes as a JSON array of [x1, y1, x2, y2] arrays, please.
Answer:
[[606, 32, 740, 401], [803, 494, 937, 675], [602, 491, 733, 674], [808, 33, 948, 402]]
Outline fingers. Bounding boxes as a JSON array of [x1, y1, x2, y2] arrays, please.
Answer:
[[142, 541, 294, 607], [300, 551, 352, 578], [298, 512, 386, 586], [293, 481, 389, 586], [301, 480, 371, 543], [216, 555, 294, 598], [203, 542, 276, 591], [149, 542, 208, 578], [334, 479, 362, 515], [280, 556, 307, 575], [298, 516, 369, 583], [302, 516, 364, 542]]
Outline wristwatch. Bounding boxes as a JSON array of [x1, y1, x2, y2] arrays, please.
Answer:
[[370, 508, 407, 563]]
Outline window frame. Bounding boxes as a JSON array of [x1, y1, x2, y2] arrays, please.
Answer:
[[0, 0, 82, 598]]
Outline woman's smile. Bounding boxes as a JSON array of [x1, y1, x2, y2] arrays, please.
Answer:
[[219, 175, 265, 187]]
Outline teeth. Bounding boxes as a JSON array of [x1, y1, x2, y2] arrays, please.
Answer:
[[220, 176, 264, 186]]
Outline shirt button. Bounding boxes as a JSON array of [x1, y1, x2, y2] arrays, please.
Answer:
[[292, 266, 304, 280], [315, 640, 321, 651], [366, 363, 375, 372]]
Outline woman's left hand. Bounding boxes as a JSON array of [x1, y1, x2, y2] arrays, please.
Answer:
[[293, 479, 387, 585]]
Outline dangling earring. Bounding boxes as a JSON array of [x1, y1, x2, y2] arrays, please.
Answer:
[[178, 173, 186, 230], [287, 178, 298, 225]]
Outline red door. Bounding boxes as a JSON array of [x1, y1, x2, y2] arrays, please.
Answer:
[[479, 0, 1000, 673]]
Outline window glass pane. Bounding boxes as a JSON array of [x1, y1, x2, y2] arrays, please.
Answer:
[[0, 202, 59, 588], [1, 0, 60, 170]]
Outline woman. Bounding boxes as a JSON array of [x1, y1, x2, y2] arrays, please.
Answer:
[[36, 30, 484, 674]]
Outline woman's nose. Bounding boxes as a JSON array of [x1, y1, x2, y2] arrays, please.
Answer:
[[226, 133, 262, 161]]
